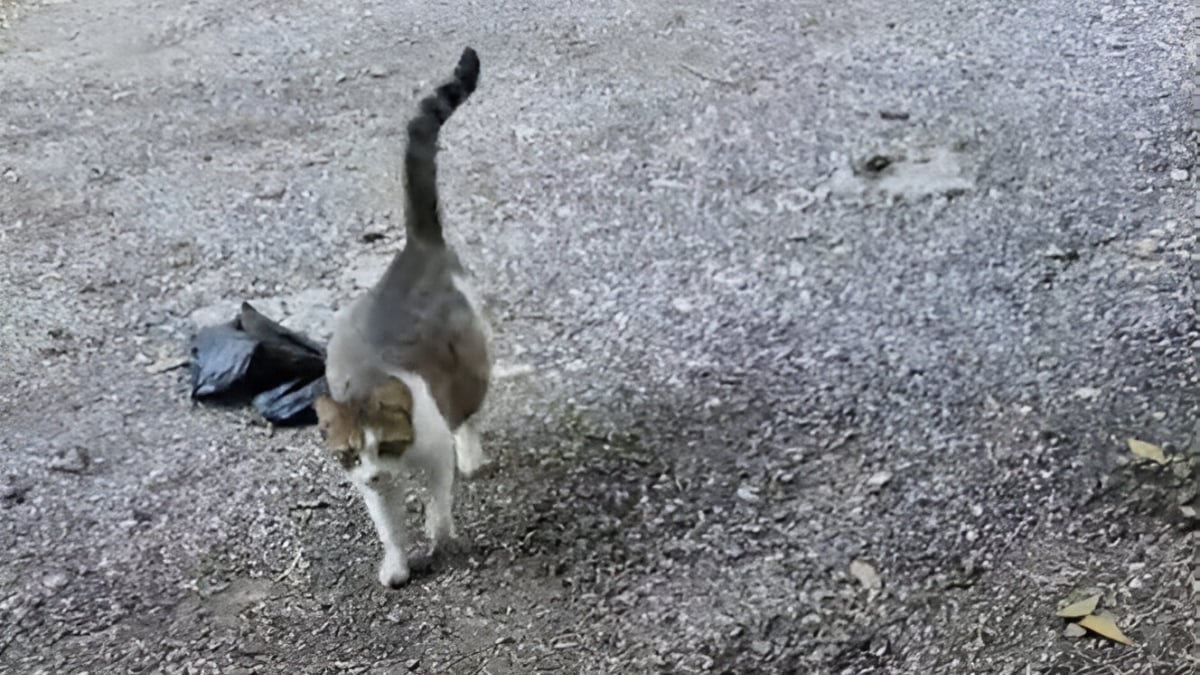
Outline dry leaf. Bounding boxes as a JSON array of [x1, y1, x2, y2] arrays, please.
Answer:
[[1127, 438, 1166, 464], [1077, 613, 1133, 645], [1056, 594, 1100, 618], [849, 559, 881, 591]]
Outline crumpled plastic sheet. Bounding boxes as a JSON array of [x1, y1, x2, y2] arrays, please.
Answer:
[[189, 302, 328, 426]]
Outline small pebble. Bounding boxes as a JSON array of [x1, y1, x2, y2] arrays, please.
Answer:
[[256, 183, 287, 200], [866, 471, 893, 490], [671, 297, 694, 314], [48, 447, 89, 474], [736, 486, 761, 503], [42, 571, 70, 590]]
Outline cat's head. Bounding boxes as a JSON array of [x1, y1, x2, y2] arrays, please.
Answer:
[[313, 377, 416, 475]]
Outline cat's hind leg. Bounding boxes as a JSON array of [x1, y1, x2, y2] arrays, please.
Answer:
[[425, 434, 458, 554], [452, 420, 486, 478]]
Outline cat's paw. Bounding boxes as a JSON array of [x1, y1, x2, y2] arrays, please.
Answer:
[[378, 551, 411, 589], [455, 451, 488, 479]]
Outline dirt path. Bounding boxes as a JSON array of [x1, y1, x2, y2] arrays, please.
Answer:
[[1, 0, 1197, 672]]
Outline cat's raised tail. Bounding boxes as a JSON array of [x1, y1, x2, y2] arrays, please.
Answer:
[[404, 47, 480, 247]]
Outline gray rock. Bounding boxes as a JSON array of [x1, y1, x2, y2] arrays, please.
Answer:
[[48, 447, 89, 474]]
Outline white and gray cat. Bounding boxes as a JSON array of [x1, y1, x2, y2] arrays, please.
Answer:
[[314, 47, 491, 588]]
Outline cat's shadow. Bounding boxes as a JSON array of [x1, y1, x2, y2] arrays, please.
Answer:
[[398, 534, 476, 585]]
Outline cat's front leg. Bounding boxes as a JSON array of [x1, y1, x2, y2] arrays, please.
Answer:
[[355, 479, 411, 588]]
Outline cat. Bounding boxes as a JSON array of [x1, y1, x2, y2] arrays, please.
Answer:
[[313, 46, 491, 588]]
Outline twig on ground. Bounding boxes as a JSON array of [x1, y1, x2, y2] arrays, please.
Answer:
[[273, 549, 303, 583], [438, 643, 499, 674], [677, 63, 739, 87]]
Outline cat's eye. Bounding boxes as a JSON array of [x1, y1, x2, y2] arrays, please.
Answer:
[[334, 449, 359, 469]]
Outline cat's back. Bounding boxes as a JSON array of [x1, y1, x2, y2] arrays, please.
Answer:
[[326, 240, 488, 426], [359, 241, 484, 364], [374, 240, 463, 304]]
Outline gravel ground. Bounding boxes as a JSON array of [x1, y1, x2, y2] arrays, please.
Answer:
[[1, 0, 1198, 672]]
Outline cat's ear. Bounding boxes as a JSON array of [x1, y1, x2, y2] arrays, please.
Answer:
[[313, 395, 353, 448], [313, 394, 335, 416], [370, 379, 414, 445], [313, 395, 339, 427]]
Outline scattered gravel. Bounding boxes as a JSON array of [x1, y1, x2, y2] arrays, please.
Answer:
[[1, 0, 1196, 672]]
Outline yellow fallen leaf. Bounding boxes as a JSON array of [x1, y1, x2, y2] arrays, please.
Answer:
[[1127, 438, 1166, 464], [1077, 613, 1133, 645], [1056, 594, 1100, 618]]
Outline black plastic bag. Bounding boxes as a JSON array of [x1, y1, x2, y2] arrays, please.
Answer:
[[189, 302, 328, 426], [251, 378, 328, 426]]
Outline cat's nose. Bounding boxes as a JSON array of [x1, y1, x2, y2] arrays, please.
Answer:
[[366, 472, 383, 487]]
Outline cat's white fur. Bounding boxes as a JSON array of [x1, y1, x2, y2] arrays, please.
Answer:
[[349, 368, 457, 587]]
